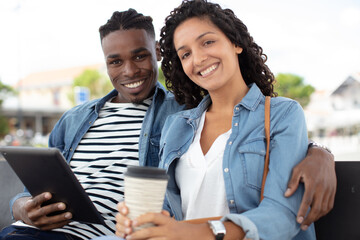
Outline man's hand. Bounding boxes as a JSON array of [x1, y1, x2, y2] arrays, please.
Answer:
[[285, 147, 336, 230], [13, 192, 72, 230]]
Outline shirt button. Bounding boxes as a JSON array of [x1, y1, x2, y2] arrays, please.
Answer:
[[177, 151, 181, 155], [228, 141, 232, 145], [144, 133, 148, 137], [235, 107, 239, 111], [234, 123, 238, 126], [70, 148, 73, 151], [230, 200, 235, 204], [224, 168, 229, 173], [89, 121, 92, 124]]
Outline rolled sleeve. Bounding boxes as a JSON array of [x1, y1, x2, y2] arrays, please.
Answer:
[[10, 191, 31, 219], [222, 214, 259, 240]]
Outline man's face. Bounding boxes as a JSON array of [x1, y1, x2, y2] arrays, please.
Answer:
[[101, 29, 161, 103]]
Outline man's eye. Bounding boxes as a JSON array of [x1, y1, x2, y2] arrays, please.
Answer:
[[135, 54, 147, 60], [110, 60, 122, 65]]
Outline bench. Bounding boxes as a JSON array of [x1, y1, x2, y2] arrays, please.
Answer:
[[0, 159, 24, 230]]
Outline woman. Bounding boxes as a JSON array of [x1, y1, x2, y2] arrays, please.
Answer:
[[113, 0, 315, 239]]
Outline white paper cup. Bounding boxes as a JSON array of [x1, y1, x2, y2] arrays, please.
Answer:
[[124, 166, 168, 231]]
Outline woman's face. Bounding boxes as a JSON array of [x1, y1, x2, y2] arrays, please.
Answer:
[[173, 17, 243, 93]]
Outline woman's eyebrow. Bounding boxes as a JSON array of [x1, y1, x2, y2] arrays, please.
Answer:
[[176, 31, 215, 52]]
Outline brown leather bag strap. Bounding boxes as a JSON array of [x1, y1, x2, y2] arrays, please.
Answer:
[[260, 96, 271, 201], [184, 96, 271, 224]]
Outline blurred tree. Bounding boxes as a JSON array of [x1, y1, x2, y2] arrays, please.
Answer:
[[0, 79, 15, 136], [68, 69, 113, 106], [275, 73, 315, 107], [158, 67, 166, 88]]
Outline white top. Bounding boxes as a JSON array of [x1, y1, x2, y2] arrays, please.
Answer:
[[175, 110, 230, 220]]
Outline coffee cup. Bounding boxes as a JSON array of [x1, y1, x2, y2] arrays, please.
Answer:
[[124, 165, 168, 230]]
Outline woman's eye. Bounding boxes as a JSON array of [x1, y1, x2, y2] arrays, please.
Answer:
[[204, 40, 215, 46], [181, 52, 190, 60]]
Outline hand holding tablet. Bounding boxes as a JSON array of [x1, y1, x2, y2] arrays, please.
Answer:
[[0, 146, 105, 225]]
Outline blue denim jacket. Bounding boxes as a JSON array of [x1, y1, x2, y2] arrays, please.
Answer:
[[10, 82, 184, 216], [159, 84, 315, 240]]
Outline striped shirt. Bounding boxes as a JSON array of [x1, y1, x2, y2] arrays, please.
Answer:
[[54, 98, 152, 239]]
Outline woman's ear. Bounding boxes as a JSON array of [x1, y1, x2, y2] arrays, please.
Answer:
[[235, 46, 243, 54]]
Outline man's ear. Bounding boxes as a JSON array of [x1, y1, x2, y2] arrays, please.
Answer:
[[155, 41, 161, 61]]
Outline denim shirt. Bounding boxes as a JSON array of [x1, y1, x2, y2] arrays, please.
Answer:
[[10, 82, 184, 216], [159, 84, 315, 240]]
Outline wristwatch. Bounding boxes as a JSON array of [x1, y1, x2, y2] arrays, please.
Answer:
[[308, 141, 332, 154], [208, 220, 226, 240]]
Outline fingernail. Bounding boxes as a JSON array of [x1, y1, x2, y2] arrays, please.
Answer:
[[284, 188, 291, 196], [125, 236, 131, 240], [45, 192, 51, 199], [58, 203, 66, 210], [125, 228, 132, 235], [121, 208, 127, 214], [65, 212, 72, 219], [132, 220, 138, 227], [297, 216, 304, 224], [301, 225, 308, 231], [124, 219, 131, 227]]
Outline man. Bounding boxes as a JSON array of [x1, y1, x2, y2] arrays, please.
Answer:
[[0, 9, 335, 240]]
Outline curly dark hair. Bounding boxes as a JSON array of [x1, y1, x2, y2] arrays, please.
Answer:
[[99, 8, 155, 41], [160, 0, 277, 109]]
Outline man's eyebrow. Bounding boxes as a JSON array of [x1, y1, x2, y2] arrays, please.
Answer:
[[106, 47, 149, 59], [176, 31, 215, 52], [131, 47, 148, 54], [107, 54, 119, 59]]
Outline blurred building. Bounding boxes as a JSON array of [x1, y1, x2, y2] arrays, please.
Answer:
[[305, 72, 360, 159], [1, 63, 104, 145]]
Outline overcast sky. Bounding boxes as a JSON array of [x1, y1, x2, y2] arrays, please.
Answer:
[[0, 0, 359, 91]]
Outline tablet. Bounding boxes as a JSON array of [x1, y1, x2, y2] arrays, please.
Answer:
[[0, 146, 105, 225]]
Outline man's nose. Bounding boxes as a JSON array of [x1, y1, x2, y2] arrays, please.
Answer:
[[122, 61, 140, 77]]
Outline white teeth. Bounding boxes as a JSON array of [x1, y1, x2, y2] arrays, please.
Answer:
[[124, 80, 144, 89], [200, 65, 217, 76]]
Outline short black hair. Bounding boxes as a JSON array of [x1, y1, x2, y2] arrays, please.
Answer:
[[99, 8, 155, 41]]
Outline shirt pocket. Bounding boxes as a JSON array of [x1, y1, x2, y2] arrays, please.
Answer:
[[148, 133, 161, 167], [238, 139, 266, 191]]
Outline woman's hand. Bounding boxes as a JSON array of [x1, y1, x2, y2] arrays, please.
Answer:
[[115, 201, 133, 238], [125, 212, 213, 240]]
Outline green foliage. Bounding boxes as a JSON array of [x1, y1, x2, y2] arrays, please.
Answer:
[[274, 73, 315, 107], [158, 67, 166, 88], [0, 79, 15, 106], [0, 116, 10, 137], [68, 69, 113, 105], [0, 79, 15, 136]]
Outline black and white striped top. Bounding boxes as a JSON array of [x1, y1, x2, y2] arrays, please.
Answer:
[[54, 98, 152, 239]]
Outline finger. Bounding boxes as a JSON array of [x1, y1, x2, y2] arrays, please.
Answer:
[[134, 212, 169, 228], [302, 189, 330, 228], [30, 192, 52, 207], [296, 186, 315, 224], [300, 199, 322, 230], [161, 210, 170, 217], [39, 219, 71, 231], [285, 169, 302, 197], [118, 201, 129, 216], [127, 225, 159, 240], [31, 211, 72, 228], [28, 202, 68, 220], [116, 221, 133, 237]]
